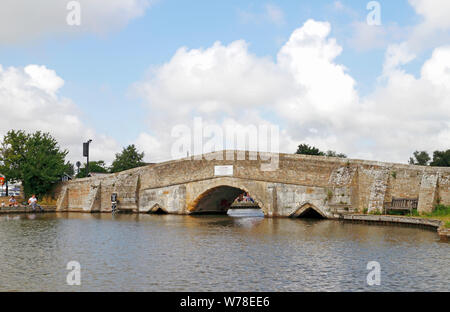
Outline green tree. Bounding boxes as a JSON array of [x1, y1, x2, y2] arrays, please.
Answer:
[[295, 144, 346, 158], [110, 144, 145, 173], [295, 144, 324, 156], [408, 151, 430, 166], [430, 149, 450, 167], [1, 130, 68, 198], [0, 130, 28, 184], [325, 150, 347, 158], [76, 160, 109, 178]]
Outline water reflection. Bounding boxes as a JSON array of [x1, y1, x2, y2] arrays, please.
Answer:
[[0, 213, 448, 291]]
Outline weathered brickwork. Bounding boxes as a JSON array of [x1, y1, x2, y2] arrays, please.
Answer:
[[54, 150, 450, 217]]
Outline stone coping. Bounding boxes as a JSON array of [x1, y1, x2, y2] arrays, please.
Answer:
[[60, 150, 450, 185]]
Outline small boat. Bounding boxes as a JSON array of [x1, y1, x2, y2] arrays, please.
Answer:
[[227, 208, 264, 217]]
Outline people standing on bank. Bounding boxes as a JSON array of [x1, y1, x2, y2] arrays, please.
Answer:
[[28, 194, 43, 212]]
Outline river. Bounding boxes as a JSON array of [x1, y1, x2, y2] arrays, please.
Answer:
[[0, 212, 448, 291]]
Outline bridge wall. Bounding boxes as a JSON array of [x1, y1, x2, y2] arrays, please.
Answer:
[[54, 151, 450, 216]]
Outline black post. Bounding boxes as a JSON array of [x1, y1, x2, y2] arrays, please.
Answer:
[[5, 181, 8, 197], [83, 139, 92, 177]]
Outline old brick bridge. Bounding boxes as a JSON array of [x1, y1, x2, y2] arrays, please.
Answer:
[[55, 150, 450, 218]]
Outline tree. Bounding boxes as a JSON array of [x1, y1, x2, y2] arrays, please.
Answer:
[[76, 160, 109, 178], [0, 130, 28, 184], [65, 162, 75, 177], [295, 144, 346, 158], [325, 150, 347, 158], [408, 151, 430, 166], [430, 149, 450, 167], [110, 144, 145, 173], [295, 144, 324, 156], [0, 130, 68, 198]]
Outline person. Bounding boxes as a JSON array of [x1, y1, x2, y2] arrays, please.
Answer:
[[245, 192, 255, 203], [28, 194, 43, 212], [9, 195, 18, 207]]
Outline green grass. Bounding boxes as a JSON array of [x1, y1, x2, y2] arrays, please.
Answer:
[[363, 205, 450, 228], [419, 205, 450, 228], [424, 204, 450, 217]]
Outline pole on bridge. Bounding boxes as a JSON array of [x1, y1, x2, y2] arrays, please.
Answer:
[[83, 139, 92, 177]]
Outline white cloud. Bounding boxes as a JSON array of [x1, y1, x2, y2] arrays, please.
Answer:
[[134, 132, 164, 163], [382, 42, 416, 76], [0, 64, 119, 163], [409, 0, 450, 30], [406, 0, 450, 51], [276, 20, 359, 125], [135, 40, 296, 122], [135, 19, 450, 163], [0, 0, 152, 44], [357, 48, 450, 161], [348, 22, 405, 52], [346, 1, 450, 53]]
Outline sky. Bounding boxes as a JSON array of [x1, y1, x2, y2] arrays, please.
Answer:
[[0, 0, 449, 165]]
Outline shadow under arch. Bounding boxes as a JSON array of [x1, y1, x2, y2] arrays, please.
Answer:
[[147, 203, 168, 214], [188, 185, 262, 215], [290, 202, 326, 219]]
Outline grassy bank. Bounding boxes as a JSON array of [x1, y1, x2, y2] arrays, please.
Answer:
[[419, 205, 450, 228], [385, 204, 450, 228]]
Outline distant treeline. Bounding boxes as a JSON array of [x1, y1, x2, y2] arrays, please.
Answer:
[[295, 144, 347, 158], [0, 130, 147, 198], [408, 150, 450, 167], [295, 143, 450, 167]]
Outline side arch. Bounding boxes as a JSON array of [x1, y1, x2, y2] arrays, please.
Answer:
[[289, 202, 327, 219], [147, 203, 168, 214]]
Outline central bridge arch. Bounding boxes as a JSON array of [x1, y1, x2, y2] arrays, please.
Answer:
[[186, 179, 267, 215]]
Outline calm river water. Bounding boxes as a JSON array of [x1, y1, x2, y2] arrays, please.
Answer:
[[0, 212, 448, 291]]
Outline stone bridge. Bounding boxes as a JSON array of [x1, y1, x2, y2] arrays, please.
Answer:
[[54, 150, 450, 218]]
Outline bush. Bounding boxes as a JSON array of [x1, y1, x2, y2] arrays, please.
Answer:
[[426, 204, 450, 217]]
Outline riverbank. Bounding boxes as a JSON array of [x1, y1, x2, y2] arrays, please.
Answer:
[[0, 205, 56, 213]]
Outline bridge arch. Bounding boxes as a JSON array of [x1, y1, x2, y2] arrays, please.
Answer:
[[187, 181, 266, 215], [147, 203, 168, 214], [289, 202, 327, 219]]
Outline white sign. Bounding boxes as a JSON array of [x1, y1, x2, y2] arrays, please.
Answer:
[[214, 165, 233, 176]]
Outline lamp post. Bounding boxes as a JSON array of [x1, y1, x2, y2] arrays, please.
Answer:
[[83, 139, 92, 177]]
